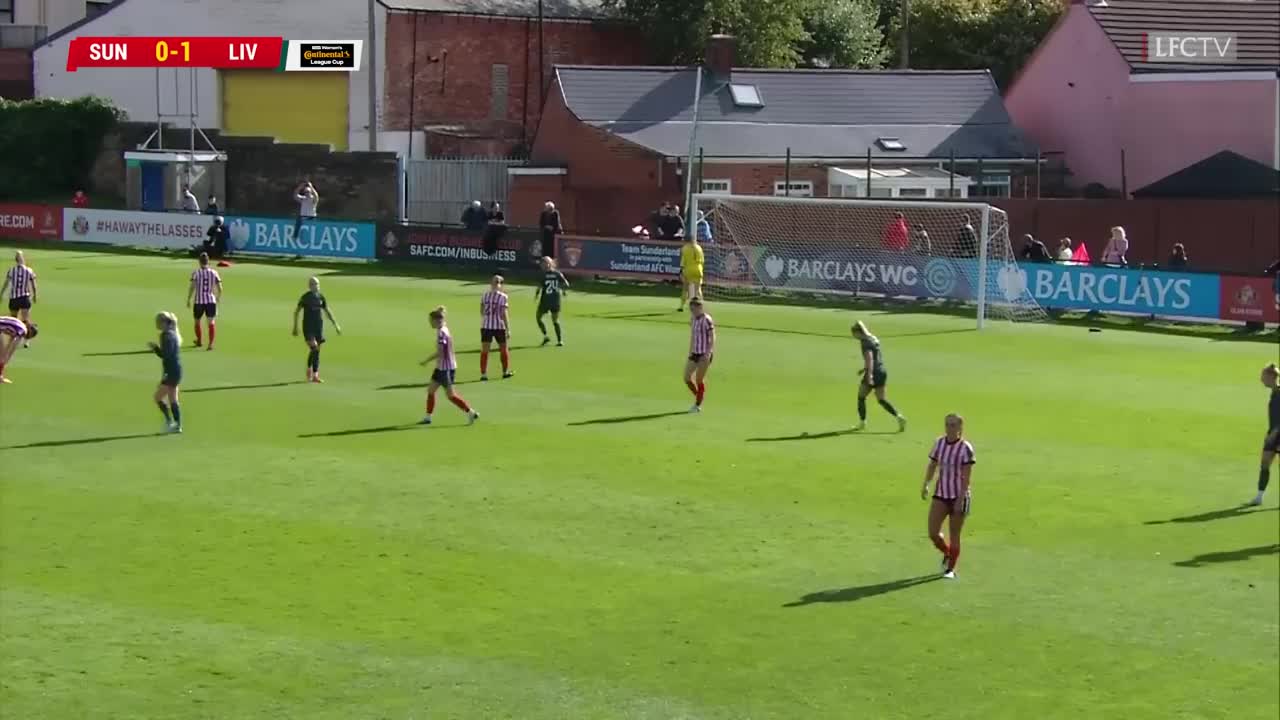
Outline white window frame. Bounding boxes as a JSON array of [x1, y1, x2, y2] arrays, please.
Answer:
[[729, 84, 764, 108], [896, 187, 929, 198], [972, 173, 1011, 198], [701, 179, 733, 195], [773, 180, 813, 198]]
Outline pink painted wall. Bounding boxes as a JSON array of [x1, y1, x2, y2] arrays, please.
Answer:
[[1123, 79, 1278, 190], [1005, 5, 1132, 189]]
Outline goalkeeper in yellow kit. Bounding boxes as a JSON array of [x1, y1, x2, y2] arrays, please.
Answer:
[[678, 234, 705, 312]]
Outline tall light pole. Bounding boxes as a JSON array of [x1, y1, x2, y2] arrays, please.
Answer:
[[368, 0, 379, 151], [900, 0, 911, 69]]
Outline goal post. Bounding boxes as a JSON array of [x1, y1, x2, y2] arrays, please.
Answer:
[[692, 193, 1048, 327]]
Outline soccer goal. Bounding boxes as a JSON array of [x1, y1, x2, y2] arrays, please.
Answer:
[[692, 193, 1048, 327]]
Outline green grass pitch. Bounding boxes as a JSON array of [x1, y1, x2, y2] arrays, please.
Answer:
[[1, 244, 1277, 719]]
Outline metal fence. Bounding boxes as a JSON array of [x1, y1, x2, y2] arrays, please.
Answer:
[[0, 25, 47, 49], [404, 157, 526, 225]]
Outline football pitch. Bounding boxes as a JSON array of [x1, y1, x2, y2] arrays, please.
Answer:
[[1, 244, 1277, 719]]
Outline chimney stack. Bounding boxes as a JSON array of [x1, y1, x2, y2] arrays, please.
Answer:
[[705, 34, 736, 80]]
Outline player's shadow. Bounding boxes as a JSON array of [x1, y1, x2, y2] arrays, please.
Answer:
[[568, 411, 688, 426], [2, 432, 162, 450], [376, 379, 484, 391], [747, 429, 896, 442], [1143, 505, 1278, 525], [82, 350, 154, 357], [185, 381, 307, 394], [783, 575, 942, 607], [298, 423, 456, 438], [455, 344, 540, 357], [1174, 543, 1280, 568]]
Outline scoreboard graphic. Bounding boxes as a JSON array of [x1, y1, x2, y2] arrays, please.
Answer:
[[66, 37, 362, 72]]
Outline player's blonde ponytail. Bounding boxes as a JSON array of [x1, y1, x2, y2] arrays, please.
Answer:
[[852, 321, 870, 338], [429, 305, 447, 321], [156, 311, 182, 345]]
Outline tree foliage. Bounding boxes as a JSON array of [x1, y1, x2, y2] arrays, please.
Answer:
[[0, 96, 123, 199], [602, 0, 1062, 85]]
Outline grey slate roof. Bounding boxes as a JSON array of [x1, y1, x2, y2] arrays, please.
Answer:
[[1089, 0, 1280, 72], [384, 0, 613, 19], [555, 66, 1036, 160]]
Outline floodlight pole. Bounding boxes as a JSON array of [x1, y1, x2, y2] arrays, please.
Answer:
[[684, 64, 704, 231]]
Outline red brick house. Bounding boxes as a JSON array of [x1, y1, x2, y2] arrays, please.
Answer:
[[381, 0, 649, 157], [511, 38, 1039, 235]]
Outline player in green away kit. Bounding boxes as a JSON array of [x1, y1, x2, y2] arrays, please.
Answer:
[[292, 277, 342, 383], [535, 256, 570, 347], [852, 320, 906, 432]]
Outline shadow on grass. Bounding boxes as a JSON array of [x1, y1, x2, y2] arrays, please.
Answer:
[[747, 429, 900, 442], [298, 423, 449, 438], [784, 575, 942, 607], [455, 344, 540, 357], [3, 432, 162, 450], [82, 350, 154, 357], [1174, 543, 1280, 568], [1144, 505, 1279, 525], [568, 411, 688, 426], [185, 381, 307, 394]]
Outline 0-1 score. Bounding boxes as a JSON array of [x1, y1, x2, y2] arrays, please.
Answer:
[[155, 40, 191, 63]]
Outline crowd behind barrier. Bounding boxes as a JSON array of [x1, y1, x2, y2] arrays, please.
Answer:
[[1, 202, 1275, 326]]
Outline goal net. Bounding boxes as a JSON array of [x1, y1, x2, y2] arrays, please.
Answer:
[[692, 194, 1048, 327]]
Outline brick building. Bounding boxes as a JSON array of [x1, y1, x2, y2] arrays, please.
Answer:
[[382, 0, 649, 157], [510, 37, 1040, 236]]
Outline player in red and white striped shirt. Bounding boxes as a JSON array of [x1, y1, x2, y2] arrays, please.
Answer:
[[0, 315, 36, 384], [420, 305, 478, 426], [684, 299, 716, 413], [185, 252, 223, 350], [922, 414, 976, 579], [1, 251, 38, 347], [479, 275, 514, 381]]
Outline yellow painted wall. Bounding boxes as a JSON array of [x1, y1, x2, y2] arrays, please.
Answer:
[[221, 70, 348, 150]]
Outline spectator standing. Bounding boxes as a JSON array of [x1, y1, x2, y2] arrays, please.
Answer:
[[539, 201, 563, 260], [1101, 226, 1129, 266], [482, 203, 507, 256], [1266, 258, 1280, 311], [71, 190, 89, 208], [180, 185, 200, 213], [1056, 237, 1074, 263], [461, 200, 488, 231], [293, 181, 319, 240], [882, 212, 910, 252], [695, 211, 713, 244], [911, 226, 932, 256], [205, 195, 220, 215], [658, 204, 686, 240], [955, 214, 978, 258], [1020, 234, 1052, 263], [1167, 243, 1189, 270]]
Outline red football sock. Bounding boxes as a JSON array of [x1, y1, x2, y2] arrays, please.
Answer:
[[449, 394, 472, 413], [696, 381, 706, 406], [208, 321, 216, 345], [930, 534, 949, 556], [948, 538, 961, 571], [193, 323, 202, 344], [500, 347, 510, 372], [480, 350, 489, 375], [426, 393, 437, 414], [685, 380, 698, 395]]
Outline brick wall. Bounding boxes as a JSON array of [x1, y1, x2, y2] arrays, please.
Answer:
[[382, 11, 648, 155], [699, 163, 830, 198], [0, 49, 33, 100]]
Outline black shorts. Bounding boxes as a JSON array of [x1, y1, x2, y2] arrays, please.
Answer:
[[934, 494, 972, 516], [864, 368, 888, 389], [538, 296, 562, 314], [160, 372, 182, 387], [8, 296, 31, 312], [1265, 429, 1280, 453], [193, 303, 218, 320], [431, 369, 456, 387], [303, 330, 325, 346], [481, 328, 508, 344], [688, 352, 713, 365]]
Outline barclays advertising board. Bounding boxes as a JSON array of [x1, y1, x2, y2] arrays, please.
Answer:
[[225, 216, 376, 259], [1000, 264, 1221, 319], [725, 247, 980, 301]]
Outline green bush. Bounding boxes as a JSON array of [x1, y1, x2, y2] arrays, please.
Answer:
[[0, 96, 123, 200]]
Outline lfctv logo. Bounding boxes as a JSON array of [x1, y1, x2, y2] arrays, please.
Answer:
[[1143, 32, 1238, 63]]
